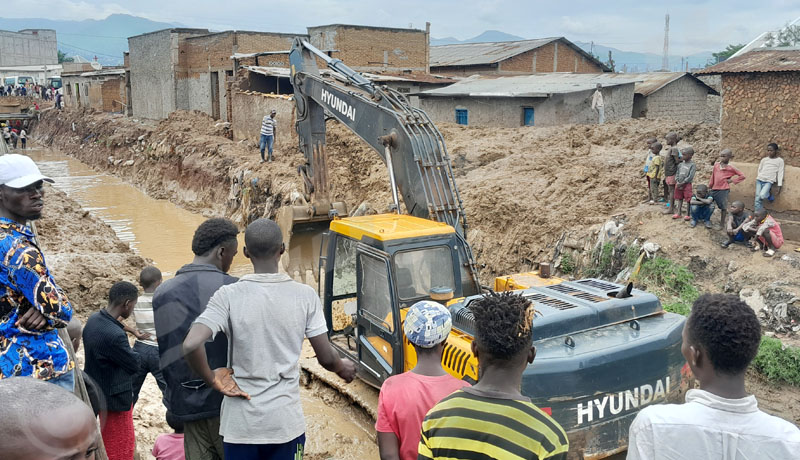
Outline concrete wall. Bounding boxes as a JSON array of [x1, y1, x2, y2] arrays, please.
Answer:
[[419, 83, 633, 127], [0, 29, 57, 66], [129, 30, 177, 119], [308, 25, 427, 73], [719, 72, 800, 167], [635, 76, 710, 122], [230, 91, 297, 152]]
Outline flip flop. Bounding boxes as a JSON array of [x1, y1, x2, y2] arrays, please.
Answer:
[[672, 214, 680, 219], [764, 249, 775, 257], [684, 216, 691, 221]]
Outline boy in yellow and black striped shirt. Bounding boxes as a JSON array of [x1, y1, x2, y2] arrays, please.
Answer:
[[418, 292, 569, 460]]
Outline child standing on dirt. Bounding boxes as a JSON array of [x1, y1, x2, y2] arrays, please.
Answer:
[[643, 137, 657, 201], [646, 142, 665, 204], [743, 209, 784, 257], [755, 143, 785, 210], [689, 184, 714, 228], [708, 149, 745, 228], [722, 201, 749, 249], [672, 147, 696, 221], [153, 412, 186, 460], [663, 146, 681, 213], [376, 300, 470, 460], [628, 294, 800, 459]]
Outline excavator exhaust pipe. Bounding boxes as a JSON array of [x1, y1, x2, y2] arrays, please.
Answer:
[[276, 201, 347, 290]]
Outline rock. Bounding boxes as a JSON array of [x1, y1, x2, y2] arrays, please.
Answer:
[[727, 260, 738, 273], [137, 134, 145, 141], [642, 242, 660, 256], [107, 156, 114, 164], [739, 288, 767, 314], [764, 331, 776, 337], [113, 159, 123, 166], [123, 159, 135, 167]]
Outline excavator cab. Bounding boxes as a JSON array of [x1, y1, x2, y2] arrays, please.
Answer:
[[319, 213, 469, 388]]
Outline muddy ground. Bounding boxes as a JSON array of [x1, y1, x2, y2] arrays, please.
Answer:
[[36, 185, 377, 459], [32, 109, 800, 453]]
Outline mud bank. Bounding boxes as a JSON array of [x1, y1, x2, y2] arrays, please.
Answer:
[[37, 109, 720, 283], [38, 185, 147, 318]]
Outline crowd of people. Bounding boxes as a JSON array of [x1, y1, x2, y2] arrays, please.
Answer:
[[1, 146, 799, 460], [643, 134, 787, 257], [0, 82, 59, 101]]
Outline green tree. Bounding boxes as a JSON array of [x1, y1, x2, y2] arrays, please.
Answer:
[[712, 44, 745, 64], [57, 50, 74, 64], [765, 24, 800, 47]]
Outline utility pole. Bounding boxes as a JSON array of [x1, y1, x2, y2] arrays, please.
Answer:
[[662, 14, 670, 71]]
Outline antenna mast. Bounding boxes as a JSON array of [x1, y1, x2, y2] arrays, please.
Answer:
[[662, 14, 670, 71]]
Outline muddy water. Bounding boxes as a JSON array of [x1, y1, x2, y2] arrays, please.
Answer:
[[26, 147, 252, 277], [27, 145, 379, 458]]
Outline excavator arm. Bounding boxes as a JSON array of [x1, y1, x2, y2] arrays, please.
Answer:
[[287, 38, 481, 293]]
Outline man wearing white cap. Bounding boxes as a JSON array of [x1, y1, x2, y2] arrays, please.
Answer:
[[0, 154, 75, 390], [376, 300, 469, 460]]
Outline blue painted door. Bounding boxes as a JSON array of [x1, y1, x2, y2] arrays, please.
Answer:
[[455, 109, 468, 125], [523, 107, 535, 126]]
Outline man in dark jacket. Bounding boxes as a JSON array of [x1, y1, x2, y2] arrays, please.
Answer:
[[83, 281, 141, 460], [153, 218, 239, 460]]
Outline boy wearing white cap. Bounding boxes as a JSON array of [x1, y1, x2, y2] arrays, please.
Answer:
[[376, 300, 470, 460], [0, 154, 75, 390]]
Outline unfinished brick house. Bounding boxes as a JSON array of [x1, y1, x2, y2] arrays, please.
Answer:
[[629, 72, 718, 122], [128, 28, 300, 120], [697, 48, 800, 239], [308, 23, 430, 73], [62, 67, 127, 112], [430, 38, 609, 76]]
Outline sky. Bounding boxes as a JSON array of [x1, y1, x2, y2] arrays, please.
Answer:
[[8, 0, 800, 55]]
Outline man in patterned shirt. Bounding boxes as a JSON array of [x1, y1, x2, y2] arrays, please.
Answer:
[[0, 154, 74, 390]]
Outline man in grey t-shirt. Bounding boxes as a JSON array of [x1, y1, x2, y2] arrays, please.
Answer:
[[183, 218, 356, 458]]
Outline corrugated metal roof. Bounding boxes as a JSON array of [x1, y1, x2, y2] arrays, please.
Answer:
[[430, 38, 559, 67], [418, 73, 639, 98], [696, 48, 800, 74], [624, 72, 718, 96]]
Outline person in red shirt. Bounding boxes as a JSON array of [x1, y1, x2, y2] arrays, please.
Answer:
[[708, 149, 746, 228], [375, 300, 470, 460]]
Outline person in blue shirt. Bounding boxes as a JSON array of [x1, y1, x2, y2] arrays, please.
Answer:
[[0, 154, 74, 390]]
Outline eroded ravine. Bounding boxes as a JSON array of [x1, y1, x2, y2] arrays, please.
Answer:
[[28, 145, 379, 459]]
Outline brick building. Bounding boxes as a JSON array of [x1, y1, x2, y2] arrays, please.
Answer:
[[308, 23, 429, 73], [62, 68, 127, 112], [629, 72, 718, 122], [128, 28, 301, 120], [430, 38, 609, 76], [418, 73, 635, 127], [697, 48, 800, 239]]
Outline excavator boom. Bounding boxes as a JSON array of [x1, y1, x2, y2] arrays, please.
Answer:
[[285, 38, 480, 294]]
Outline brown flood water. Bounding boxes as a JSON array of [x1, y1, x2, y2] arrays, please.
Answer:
[[27, 146, 252, 277], [26, 146, 379, 459]]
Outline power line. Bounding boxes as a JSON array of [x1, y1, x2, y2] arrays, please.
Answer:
[[57, 41, 123, 59]]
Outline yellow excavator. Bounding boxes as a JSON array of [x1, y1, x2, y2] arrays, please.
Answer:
[[279, 38, 687, 459]]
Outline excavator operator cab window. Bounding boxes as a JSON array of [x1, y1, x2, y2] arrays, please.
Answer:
[[393, 246, 456, 305]]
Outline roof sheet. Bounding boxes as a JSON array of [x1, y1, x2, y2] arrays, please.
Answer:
[[625, 72, 718, 96], [430, 38, 558, 67], [418, 73, 639, 98], [696, 48, 800, 74]]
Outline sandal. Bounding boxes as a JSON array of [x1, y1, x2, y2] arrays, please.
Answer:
[[672, 214, 680, 219], [764, 249, 775, 257], [684, 216, 691, 221]]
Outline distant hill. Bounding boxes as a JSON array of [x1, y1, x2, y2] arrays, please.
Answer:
[[0, 14, 178, 65], [574, 41, 714, 72], [431, 30, 525, 46]]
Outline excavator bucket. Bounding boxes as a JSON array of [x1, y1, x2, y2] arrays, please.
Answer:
[[276, 202, 347, 289]]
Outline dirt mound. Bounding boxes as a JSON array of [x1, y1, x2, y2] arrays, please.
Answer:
[[37, 185, 147, 318]]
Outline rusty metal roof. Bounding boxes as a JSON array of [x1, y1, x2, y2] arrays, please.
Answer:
[[696, 48, 800, 74], [625, 72, 718, 96], [430, 37, 610, 71]]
